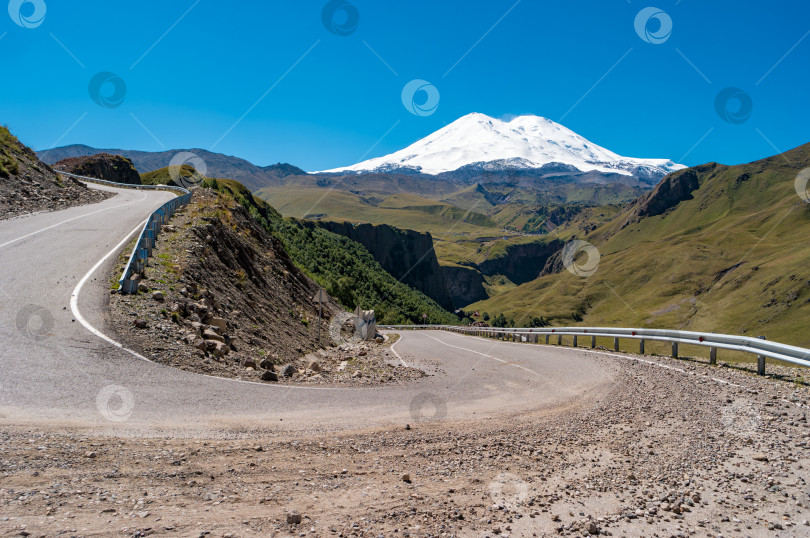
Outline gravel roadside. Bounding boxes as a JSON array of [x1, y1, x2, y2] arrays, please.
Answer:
[[1, 346, 808, 537]]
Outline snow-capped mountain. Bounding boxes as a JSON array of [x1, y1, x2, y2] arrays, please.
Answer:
[[318, 113, 685, 180]]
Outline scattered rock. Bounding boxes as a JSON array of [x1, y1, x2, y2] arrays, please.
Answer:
[[261, 370, 278, 382], [286, 511, 302, 525], [152, 291, 164, 302], [137, 283, 149, 293], [280, 364, 297, 377], [401, 473, 411, 483], [752, 453, 769, 462], [307, 360, 321, 373], [243, 358, 257, 369], [134, 319, 147, 329]]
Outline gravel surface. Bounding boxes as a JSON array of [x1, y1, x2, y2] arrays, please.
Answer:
[[1, 338, 808, 537]]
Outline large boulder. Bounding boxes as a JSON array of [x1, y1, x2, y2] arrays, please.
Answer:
[[53, 153, 141, 185]]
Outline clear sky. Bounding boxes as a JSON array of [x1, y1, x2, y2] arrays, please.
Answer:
[[2, 0, 808, 171]]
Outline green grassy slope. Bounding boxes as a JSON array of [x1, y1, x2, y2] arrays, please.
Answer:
[[202, 178, 457, 324], [468, 143, 810, 348]]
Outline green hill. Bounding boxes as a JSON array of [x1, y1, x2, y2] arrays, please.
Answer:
[[469, 142, 810, 350], [140, 164, 199, 186]]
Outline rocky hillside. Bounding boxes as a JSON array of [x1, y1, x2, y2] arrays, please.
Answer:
[[199, 178, 458, 324], [53, 153, 141, 185], [0, 126, 110, 220], [313, 221, 453, 310], [110, 188, 421, 384]]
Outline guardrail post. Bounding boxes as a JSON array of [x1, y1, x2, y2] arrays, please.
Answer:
[[613, 337, 619, 352], [545, 335, 549, 345], [639, 339, 645, 354], [591, 335, 596, 349], [757, 336, 767, 375], [671, 342, 679, 358], [709, 347, 717, 365], [557, 335, 562, 345], [572, 335, 578, 348]]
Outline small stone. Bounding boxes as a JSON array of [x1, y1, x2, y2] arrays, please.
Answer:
[[401, 473, 412, 483], [259, 358, 274, 370], [280, 364, 297, 377], [586, 521, 598, 535], [243, 358, 257, 369], [137, 283, 149, 293], [286, 511, 302, 524], [152, 291, 164, 302], [134, 319, 147, 329], [752, 453, 769, 462], [307, 360, 321, 372], [209, 317, 227, 332], [85, 451, 97, 458], [261, 371, 279, 382]]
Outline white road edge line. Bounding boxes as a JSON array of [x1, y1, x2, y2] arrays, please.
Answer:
[[442, 331, 743, 388], [68, 210, 348, 391], [389, 334, 408, 367], [0, 191, 148, 249], [423, 333, 539, 376]]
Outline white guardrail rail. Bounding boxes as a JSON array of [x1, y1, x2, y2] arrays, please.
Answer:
[[57, 171, 192, 294], [380, 324, 810, 375]]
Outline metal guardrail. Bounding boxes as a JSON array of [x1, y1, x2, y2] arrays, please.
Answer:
[[380, 324, 810, 375], [57, 171, 192, 293]]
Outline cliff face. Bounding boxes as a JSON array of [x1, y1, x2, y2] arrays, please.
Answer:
[[634, 164, 715, 218], [478, 239, 565, 285], [53, 153, 141, 185], [314, 221, 453, 310], [441, 264, 488, 307]]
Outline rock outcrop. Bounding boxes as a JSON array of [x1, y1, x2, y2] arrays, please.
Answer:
[[441, 264, 488, 306], [478, 238, 565, 285], [634, 165, 713, 218], [53, 153, 141, 185], [313, 221, 454, 310]]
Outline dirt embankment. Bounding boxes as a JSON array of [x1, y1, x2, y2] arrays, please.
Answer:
[[109, 189, 423, 385], [0, 127, 111, 220]]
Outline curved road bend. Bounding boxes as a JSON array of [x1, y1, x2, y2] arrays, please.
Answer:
[[0, 184, 614, 433]]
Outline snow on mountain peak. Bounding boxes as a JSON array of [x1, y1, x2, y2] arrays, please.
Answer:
[[318, 113, 685, 178]]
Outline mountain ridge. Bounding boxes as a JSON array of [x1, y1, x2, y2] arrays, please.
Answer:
[[319, 113, 686, 182]]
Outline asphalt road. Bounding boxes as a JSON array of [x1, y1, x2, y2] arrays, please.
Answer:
[[0, 185, 615, 434]]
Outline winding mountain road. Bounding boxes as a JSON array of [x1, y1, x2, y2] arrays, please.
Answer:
[[0, 184, 614, 433]]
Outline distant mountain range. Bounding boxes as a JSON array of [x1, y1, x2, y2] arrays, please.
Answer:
[[319, 113, 685, 185], [37, 145, 305, 192], [38, 113, 685, 195]]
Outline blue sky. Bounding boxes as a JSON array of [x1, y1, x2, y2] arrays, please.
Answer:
[[2, 0, 808, 171]]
